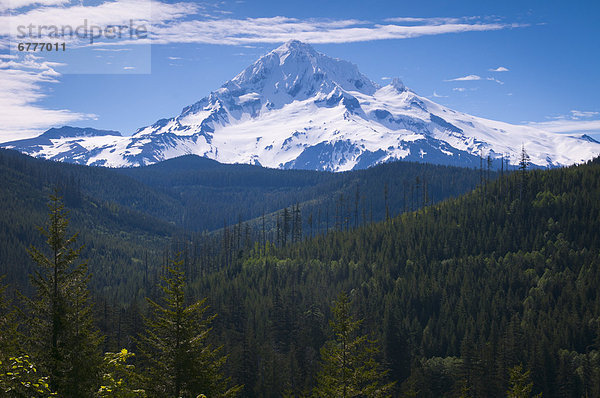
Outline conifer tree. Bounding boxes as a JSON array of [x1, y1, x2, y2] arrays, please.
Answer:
[[506, 364, 541, 398], [25, 192, 102, 397], [519, 145, 530, 200], [138, 257, 241, 398], [313, 292, 395, 397]]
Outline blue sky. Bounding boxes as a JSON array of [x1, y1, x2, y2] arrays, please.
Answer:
[[1, 0, 599, 142]]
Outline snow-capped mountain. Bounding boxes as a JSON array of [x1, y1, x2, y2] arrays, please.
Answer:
[[3, 40, 600, 170]]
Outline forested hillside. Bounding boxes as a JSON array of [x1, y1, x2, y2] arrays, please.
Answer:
[[0, 148, 486, 296], [2, 148, 599, 397], [0, 149, 173, 301], [182, 157, 600, 397], [117, 154, 489, 232]]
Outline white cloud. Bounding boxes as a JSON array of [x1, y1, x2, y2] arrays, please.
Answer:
[[92, 48, 132, 52], [526, 110, 600, 134], [489, 66, 509, 72], [432, 90, 448, 98], [446, 75, 503, 84], [1, 4, 518, 48], [446, 74, 482, 81], [452, 87, 478, 92], [168, 56, 182, 60], [0, 0, 196, 48], [150, 19, 511, 45], [123, 66, 135, 69], [384, 16, 484, 25], [570, 110, 599, 119], [486, 77, 504, 84], [381, 76, 391, 80], [0, 55, 95, 142], [527, 119, 600, 134], [0, 0, 69, 12], [0, 0, 530, 69]]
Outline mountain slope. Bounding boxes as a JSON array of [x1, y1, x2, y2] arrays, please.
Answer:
[[195, 156, 600, 397], [116, 153, 486, 232], [0, 148, 174, 300], [3, 40, 599, 170]]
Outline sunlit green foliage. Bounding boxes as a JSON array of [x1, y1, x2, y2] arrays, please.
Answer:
[[96, 349, 146, 398], [507, 364, 542, 398], [0, 355, 57, 397]]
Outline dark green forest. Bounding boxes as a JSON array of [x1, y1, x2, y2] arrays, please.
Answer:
[[183, 156, 600, 397], [0, 148, 485, 297], [1, 148, 599, 397]]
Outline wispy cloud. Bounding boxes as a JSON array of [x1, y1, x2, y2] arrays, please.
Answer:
[[486, 77, 504, 84], [385, 16, 484, 25], [0, 0, 70, 12], [0, 54, 95, 142], [1, 4, 520, 48], [446, 74, 503, 84], [168, 56, 182, 60], [452, 87, 478, 92], [526, 110, 600, 134], [489, 66, 509, 72], [527, 119, 600, 134], [92, 48, 132, 52], [149, 18, 513, 45], [446, 74, 482, 81], [432, 90, 448, 98], [570, 110, 599, 119], [0, 0, 196, 48]]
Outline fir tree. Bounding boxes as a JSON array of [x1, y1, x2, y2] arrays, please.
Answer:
[[138, 256, 241, 398], [25, 192, 102, 397], [313, 292, 395, 397], [519, 145, 530, 200], [506, 364, 542, 398]]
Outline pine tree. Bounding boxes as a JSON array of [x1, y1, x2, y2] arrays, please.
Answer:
[[25, 192, 102, 397], [138, 256, 241, 398], [293, 203, 302, 243], [313, 292, 395, 397], [519, 145, 530, 200], [506, 364, 541, 398], [519, 145, 530, 172]]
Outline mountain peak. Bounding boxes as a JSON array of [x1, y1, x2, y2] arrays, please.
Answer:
[[273, 40, 317, 56], [390, 77, 406, 91], [227, 39, 378, 98]]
